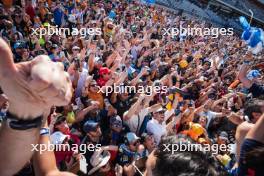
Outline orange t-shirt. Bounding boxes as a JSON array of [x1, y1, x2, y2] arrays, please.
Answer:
[[2, 0, 13, 8]]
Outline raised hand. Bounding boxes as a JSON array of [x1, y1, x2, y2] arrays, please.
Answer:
[[0, 38, 72, 119]]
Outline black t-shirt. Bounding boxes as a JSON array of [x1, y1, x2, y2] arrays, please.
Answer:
[[89, 67, 100, 81], [113, 97, 131, 118], [249, 83, 264, 98], [238, 138, 264, 176]]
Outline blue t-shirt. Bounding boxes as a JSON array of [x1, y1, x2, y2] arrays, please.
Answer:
[[238, 139, 264, 176], [54, 7, 64, 26]]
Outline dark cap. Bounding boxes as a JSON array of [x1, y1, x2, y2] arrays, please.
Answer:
[[51, 44, 58, 49], [140, 132, 153, 143], [54, 114, 66, 126], [14, 42, 26, 49], [110, 115, 122, 127], [83, 120, 99, 133]]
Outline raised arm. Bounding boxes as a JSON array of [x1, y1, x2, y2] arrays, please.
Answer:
[[0, 38, 72, 175], [123, 94, 145, 121], [32, 122, 76, 176], [238, 63, 253, 89]]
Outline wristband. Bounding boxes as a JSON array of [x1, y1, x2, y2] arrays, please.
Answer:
[[5, 111, 43, 130], [40, 127, 50, 136]]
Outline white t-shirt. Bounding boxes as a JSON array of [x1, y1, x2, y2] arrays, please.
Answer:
[[146, 119, 167, 145], [124, 108, 149, 134], [75, 63, 88, 98]]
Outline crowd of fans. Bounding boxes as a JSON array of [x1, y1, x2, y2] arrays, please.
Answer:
[[0, 0, 263, 176]]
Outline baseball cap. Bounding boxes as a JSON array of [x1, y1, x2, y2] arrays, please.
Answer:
[[110, 115, 122, 127], [88, 150, 111, 175], [247, 70, 261, 80], [126, 132, 140, 144], [154, 107, 165, 113], [50, 131, 69, 145], [99, 67, 111, 75], [68, 14, 77, 23], [140, 132, 153, 143], [51, 44, 58, 49], [14, 42, 25, 49], [94, 56, 103, 63], [83, 120, 99, 133], [72, 46, 80, 50]]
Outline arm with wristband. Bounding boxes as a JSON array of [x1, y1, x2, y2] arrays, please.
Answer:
[[0, 38, 73, 175]]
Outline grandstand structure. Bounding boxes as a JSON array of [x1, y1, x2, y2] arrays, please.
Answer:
[[155, 0, 264, 32]]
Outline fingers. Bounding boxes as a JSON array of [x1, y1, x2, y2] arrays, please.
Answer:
[[29, 56, 72, 106], [0, 38, 16, 79]]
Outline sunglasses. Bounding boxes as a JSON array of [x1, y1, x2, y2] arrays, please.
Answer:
[[89, 84, 97, 87], [156, 111, 165, 115], [112, 123, 122, 128]]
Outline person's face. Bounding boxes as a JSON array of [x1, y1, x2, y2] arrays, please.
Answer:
[[217, 137, 227, 145], [15, 15, 22, 23], [129, 140, 140, 152], [22, 49, 29, 57], [55, 121, 70, 134], [102, 72, 111, 80], [89, 126, 102, 138], [198, 117, 207, 128], [252, 105, 264, 123], [52, 48, 58, 54], [203, 63, 210, 70], [72, 49, 80, 55], [154, 111, 165, 124], [111, 123, 122, 133], [144, 135, 155, 150], [89, 82, 99, 93]]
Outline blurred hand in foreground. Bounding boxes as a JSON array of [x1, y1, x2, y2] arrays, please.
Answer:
[[0, 38, 72, 119]]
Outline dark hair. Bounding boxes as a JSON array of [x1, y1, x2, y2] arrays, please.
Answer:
[[245, 146, 264, 169], [152, 135, 227, 176], [244, 98, 264, 121]]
